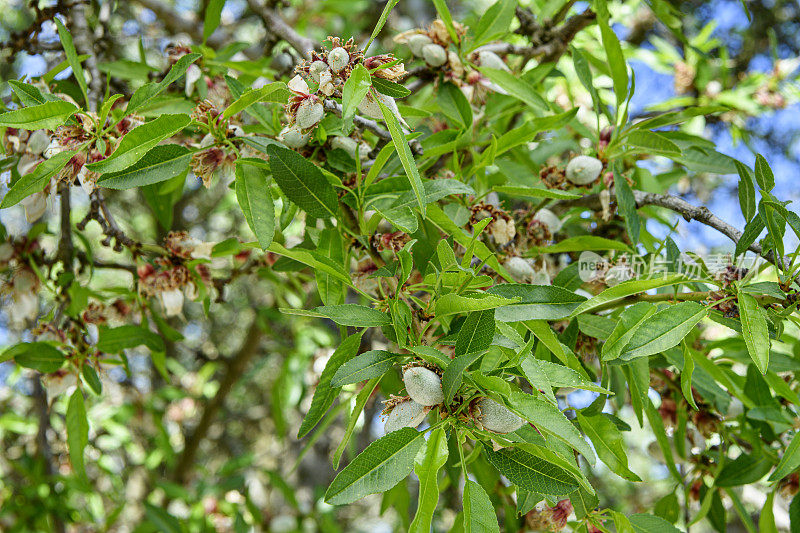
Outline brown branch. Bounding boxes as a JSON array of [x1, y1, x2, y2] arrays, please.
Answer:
[[553, 189, 794, 274], [245, 0, 316, 58], [172, 322, 263, 484]]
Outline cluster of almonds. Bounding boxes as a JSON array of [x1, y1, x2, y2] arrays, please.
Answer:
[[280, 38, 408, 149], [382, 364, 524, 434], [394, 20, 509, 104]]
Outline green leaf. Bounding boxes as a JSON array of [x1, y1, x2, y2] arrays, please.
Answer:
[[298, 332, 363, 439], [716, 452, 772, 487], [455, 309, 496, 356], [482, 444, 579, 496], [144, 503, 182, 533], [235, 158, 275, 250], [625, 130, 681, 154], [629, 514, 682, 533], [602, 302, 658, 362], [616, 302, 707, 362], [378, 97, 426, 215], [463, 480, 500, 533], [331, 350, 399, 387], [442, 351, 484, 404], [438, 82, 472, 128], [203, 0, 226, 42], [98, 144, 191, 189], [96, 325, 166, 353], [0, 100, 78, 130], [221, 82, 289, 120], [435, 293, 517, 316], [487, 284, 586, 322], [8, 80, 56, 106], [754, 153, 775, 191], [599, 18, 628, 110], [680, 342, 698, 410], [738, 290, 770, 374], [472, 0, 516, 47], [333, 378, 380, 469], [478, 67, 547, 111], [325, 427, 424, 504], [342, 64, 372, 124], [365, 0, 400, 50], [577, 412, 641, 481], [507, 391, 595, 463], [54, 18, 89, 102], [127, 53, 202, 115], [313, 304, 391, 327], [81, 365, 103, 395], [532, 235, 632, 253], [2, 342, 65, 373], [87, 114, 191, 174], [266, 144, 338, 218], [0, 150, 76, 208], [409, 428, 449, 533], [736, 214, 765, 257], [371, 77, 410, 98], [735, 160, 757, 222], [521, 356, 612, 394], [492, 185, 581, 200], [570, 274, 688, 317], [66, 389, 89, 480], [615, 168, 640, 244]]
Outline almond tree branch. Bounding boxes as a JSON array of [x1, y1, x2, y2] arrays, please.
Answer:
[[172, 322, 263, 484], [323, 99, 424, 155], [553, 189, 795, 275], [245, 0, 316, 58]]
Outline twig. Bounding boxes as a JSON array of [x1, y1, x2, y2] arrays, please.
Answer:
[[245, 0, 316, 58], [553, 189, 796, 275], [172, 323, 263, 484], [32, 378, 66, 533], [70, 2, 103, 109]]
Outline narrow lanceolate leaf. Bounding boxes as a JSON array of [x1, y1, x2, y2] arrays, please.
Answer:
[[435, 293, 517, 316], [735, 160, 757, 222], [0, 100, 78, 131], [331, 350, 399, 387], [454, 309, 496, 356], [98, 144, 192, 189], [313, 304, 391, 327], [521, 356, 612, 394], [754, 153, 775, 192], [442, 352, 483, 404], [0, 150, 75, 208], [324, 427, 424, 505], [377, 97, 426, 215], [769, 431, 800, 482], [463, 480, 500, 533], [235, 158, 275, 250], [342, 64, 371, 122], [617, 302, 707, 362], [570, 274, 687, 317], [203, 0, 226, 42], [507, 391, 595, 464], [371, 77, 410, 98], [297, 332, 363, 439], [66, 389, 89, 479], [127, 53, 202, 114], [736, 214, 765, 257], [615, 168, 640, 244], [738, 290, 770, 374], [96, 325, 166, 353], [482, 444, 579, 496], [602, 302, 657, 362], [54, 19, 88, 102], [1, 342, 65, 373], [598, 18, 628, 109], [87, 114, 191, 174], [680, 342, 698, 410], [409, 428, 449, 533], [221, 82, 288, 120], [266, 144, 338, 218], [478, 67, 547, 110], [576, 412, 641, 481], [487, 284, 586, 322]]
